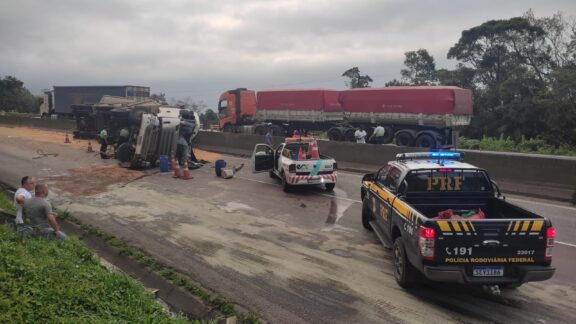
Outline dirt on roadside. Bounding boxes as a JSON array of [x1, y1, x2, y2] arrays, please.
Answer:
[[49, 165, 149, 196]]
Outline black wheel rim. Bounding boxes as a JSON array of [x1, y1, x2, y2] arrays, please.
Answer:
[[394, 244, 403, 280]]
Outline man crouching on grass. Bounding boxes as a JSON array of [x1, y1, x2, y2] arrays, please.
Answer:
[[22, 183, 68, 240]]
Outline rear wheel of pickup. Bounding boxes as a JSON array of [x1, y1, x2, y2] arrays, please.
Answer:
[[361, 199, 373, 231], [269, 171, 276, 178], [281, 172, 292, 193], [393, 238, 416, 288], [325, 183, 335, 192]]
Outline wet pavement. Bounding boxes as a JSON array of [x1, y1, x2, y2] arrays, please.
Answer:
[[1, 126, 575, 324]]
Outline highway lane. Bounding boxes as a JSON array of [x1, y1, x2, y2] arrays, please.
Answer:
[[1, 126, 575, 323]]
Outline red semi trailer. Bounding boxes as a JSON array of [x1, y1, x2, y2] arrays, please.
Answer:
[[217, 86, 472, 148]]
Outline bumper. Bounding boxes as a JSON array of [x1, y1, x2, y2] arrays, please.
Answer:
[[423, 265, 555, 284], [288, 173, 337, 185]]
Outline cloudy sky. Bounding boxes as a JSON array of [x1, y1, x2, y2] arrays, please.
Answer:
[[1, 0, 574, 108]]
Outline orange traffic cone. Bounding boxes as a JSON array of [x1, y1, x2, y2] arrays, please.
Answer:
[[170, 151, 176, 171], [181, 161, 192, 180], [310, 141, 320, 160], [87, 141, 94, 153], [173, 164, 181, 178], [64, 133, 71, 143]]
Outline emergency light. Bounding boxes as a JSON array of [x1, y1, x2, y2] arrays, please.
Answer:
[[396, 152, 464, 161]]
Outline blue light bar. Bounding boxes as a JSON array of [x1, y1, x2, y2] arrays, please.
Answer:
[[396, 152, 464, 161]]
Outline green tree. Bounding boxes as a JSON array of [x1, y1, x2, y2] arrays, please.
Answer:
[[0, 76, 39, 113], [437, 64, 476, 89], [400, 49, 437, 85], [384, 79, 409, 87], [342, 67, 373, 88], [200, 109, 219, 129], [150, 92, 167, 105]]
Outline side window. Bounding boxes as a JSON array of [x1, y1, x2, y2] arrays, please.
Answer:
[[383, 167, 402, 191], [376, 165, 392, 185]]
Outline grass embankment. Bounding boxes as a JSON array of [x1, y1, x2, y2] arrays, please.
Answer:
[[57, 210, 260, 323], [0, 225, 188, 323], [459, 136, 576, 156], [0, 191, 16, 212]]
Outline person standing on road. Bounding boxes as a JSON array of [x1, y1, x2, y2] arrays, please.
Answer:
[[354, 127, 367, 144], [98, 128, 109, 159], [176, 133, 190, 166], [265, 127, 273, 147], [13, 176, 35, 227], [22, 183, 68, 240], [370, 124, 386, 144]]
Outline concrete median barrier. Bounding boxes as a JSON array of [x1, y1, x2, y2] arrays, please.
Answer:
[[194, 131, 576, 202]]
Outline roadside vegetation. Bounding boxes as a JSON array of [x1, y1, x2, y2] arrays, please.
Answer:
[[0, 191, 16, 212], [459, 136, 576, 156], [57, 210, 261, 324], [0, 224, 189, 323]]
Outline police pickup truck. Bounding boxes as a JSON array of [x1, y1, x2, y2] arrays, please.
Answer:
[[251, 137, 337, 192], [361, 152, 555, 288]]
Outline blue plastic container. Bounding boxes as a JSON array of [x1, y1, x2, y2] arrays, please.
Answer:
[[159, 155, 169, 173], [215, 159, 227, 176]]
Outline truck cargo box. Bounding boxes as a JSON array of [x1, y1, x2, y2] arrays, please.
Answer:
[[255, 89, 342, 122], [339, 86, 473, 127]]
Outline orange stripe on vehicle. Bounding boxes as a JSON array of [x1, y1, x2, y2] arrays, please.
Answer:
[[521, 220, 531, 232], [531, 220, 544, 232], [513, 221, 521, 232], [460, 221, 469, 232], [451, 221, 462, 232], [437, 221, 451, 232]]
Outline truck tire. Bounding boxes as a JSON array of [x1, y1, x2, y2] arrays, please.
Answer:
[[327, 127, 343, 141], [394, 130, 417, 147], [415, 132, 438, 149], [270, 125, 283, 136], [269, 170, 276, 178], [393, 238, 417, 288], [116, 143, 133, 163], [383, 126, 395, 144], [254, 125, 266, 135], [281, 172, 292, 193], [222, 124, 233, 133], [344, 128, 357, 142], [325, 183, 335, 192], [362, 199, 374, 231]]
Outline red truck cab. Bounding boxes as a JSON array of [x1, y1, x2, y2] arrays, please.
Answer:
[[218, 88, 257, 131]]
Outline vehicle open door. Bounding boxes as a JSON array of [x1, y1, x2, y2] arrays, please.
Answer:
[[251, 144, 274, 173]]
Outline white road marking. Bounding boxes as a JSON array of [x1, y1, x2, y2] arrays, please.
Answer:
[[557, 241, 576, 248], [508, 197, 576, 211]]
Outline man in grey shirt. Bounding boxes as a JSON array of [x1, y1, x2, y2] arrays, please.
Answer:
[[22, 183, 68, 240]]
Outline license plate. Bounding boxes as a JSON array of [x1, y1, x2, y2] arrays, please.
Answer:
[[473, 266, 504, 277], [307, 179, 320, 184]]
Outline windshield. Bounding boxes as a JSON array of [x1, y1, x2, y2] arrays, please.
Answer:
[[404, 169, 491, 193], [218, 99, 228, 117]]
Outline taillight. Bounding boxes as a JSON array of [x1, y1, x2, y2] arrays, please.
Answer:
[[333, 162, 338, 170], [419, 226, 435, 261], [545, 227, 555, 261], [288, 164, 296, 173]]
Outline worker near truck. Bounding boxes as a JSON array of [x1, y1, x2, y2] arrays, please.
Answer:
[[13, 176, 35, 227], [265, 128, 273, 146], [355, 127, 367, 144], [98, 129, 109, 159], [369, 124, 386, 144]]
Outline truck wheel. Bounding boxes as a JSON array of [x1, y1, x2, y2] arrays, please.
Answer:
[[383, 126, 395, 144], [269, 171, 276, 178], [415, 133, 438, 149], [344, 128, 356, 142], [393, 238, 416, 288], [222, 124, 233, 133], [116, 143, 133, 163], [325, 183, 335, 192], [394, 130, 416, 147], [362, 199, 373, 231], [281, 172, 292, 193], [255, 125, 266, 135], [327, 128, 343, 141]]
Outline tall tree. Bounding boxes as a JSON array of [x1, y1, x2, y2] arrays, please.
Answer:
[[342, 67, 373, 88], [0, 76, 39, 113], [400, 49, 437, 85]]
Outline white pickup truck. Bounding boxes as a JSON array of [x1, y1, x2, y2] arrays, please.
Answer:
[[251, 137, 338, 192]]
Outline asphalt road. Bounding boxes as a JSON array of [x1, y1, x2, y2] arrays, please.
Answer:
[[1, 126, 575, 324]]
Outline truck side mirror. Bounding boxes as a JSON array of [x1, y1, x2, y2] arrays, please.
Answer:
[[491, 180, 504, 199]]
